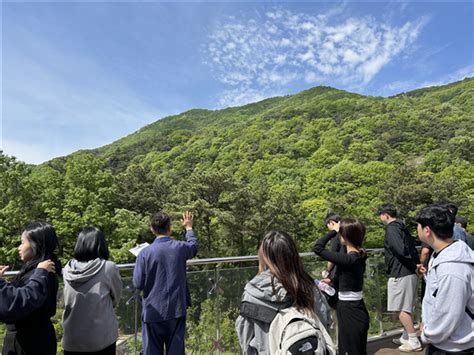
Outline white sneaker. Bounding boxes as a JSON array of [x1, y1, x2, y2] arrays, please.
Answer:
[[398, 340, 423, 352], [392, 337, 408, 345]]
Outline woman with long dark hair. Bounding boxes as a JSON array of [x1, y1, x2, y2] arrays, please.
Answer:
[[0, 260, 55, 323], [236, 230, 332, 354], [2, 222, 61, 355], [313, 218, 370, 355], [62, 227, 122, 355]]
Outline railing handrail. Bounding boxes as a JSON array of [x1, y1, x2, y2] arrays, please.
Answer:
[[2, 248, 387, 276]]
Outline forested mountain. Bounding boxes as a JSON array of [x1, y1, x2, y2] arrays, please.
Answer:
[[1, 78, 473, 266]]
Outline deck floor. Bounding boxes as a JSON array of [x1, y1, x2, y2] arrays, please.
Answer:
[[367, 336, 425, 355]]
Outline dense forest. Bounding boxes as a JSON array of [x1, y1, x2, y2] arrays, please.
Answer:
[[1, 78, 473, 268]]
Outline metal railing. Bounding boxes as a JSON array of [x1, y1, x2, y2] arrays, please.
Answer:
[[3, 248, 388, 277], [2, 249, 418, 354]]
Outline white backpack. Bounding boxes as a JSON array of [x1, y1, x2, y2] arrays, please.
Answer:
[[268, 307, 337, 355]]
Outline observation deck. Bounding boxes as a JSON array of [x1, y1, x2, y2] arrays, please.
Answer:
[[2, 249, 425, 354]]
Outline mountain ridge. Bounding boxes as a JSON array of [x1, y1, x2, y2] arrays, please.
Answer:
[[62, 77, 472, 169]]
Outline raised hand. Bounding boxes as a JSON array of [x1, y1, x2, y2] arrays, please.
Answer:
[[328, 221, 340, 232], [37, 260, 56, 274], [181, 211, 194, 230]]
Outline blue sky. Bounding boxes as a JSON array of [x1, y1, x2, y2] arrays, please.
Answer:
[[1, 1, 473, 164]]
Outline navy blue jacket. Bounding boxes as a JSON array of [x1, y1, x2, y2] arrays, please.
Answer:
[[0, 268, 49, 323], [133, 230, 198, 322]]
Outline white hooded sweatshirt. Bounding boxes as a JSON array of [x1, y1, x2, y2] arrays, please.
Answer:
[[422, 240, 474, 351]]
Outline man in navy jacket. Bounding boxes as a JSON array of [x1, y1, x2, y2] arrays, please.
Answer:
[[133, 211, 197, 355], [0, 260, 55, 322]]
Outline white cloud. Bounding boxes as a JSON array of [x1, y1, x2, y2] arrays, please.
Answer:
[[274, 54, 287, 65], [361, 54, 391, 83], [304, 71, 319, 84], [205, 8, 428, 107], [216, 88, 278, 108], [343, 49, 361, 64], [280, 38, 292, 47], [298, 50, 315, 63]]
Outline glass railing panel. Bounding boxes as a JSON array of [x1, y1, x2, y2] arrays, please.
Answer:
[[413, 279, 424, 325], [364, 252, 385, 336], [115, 263, 259, 354], [186, 263, 258, 354], [373, 255, 423, 334], [0, 325, 4, 350], [367, 253, 403, 333], [303, 254, 386, 339], [115, 270, 142, 354], [301, 256, 338, 342]]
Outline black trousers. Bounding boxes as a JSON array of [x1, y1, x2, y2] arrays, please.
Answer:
[[426, 344, 474, 355], [336, 299, 369, 355], [2, 322, 56, 355]]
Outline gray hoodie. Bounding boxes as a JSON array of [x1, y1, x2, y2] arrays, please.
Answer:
[[421, 241, 474, 351], [62, 258, 123, 352], [235, 270, 332, 354]]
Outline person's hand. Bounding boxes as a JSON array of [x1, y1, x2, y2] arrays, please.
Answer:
[[0, 265, 9, 277], [331, 221, 340, 232], [181, 211, 193, 230], [416, 264, 426, 277], [321, 278, 332, 284], [37, 260, 56, 273]]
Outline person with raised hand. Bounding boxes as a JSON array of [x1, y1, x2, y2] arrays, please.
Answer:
[[2, 222, 61, 355], [314, 218, 370, 355], [133, 211, 198, 355], [0, 260, 55, 323]]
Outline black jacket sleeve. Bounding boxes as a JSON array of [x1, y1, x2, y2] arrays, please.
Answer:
[[313, 231, 354, 266], [385, 224, 418, 272], [0, 268, 49, 323]]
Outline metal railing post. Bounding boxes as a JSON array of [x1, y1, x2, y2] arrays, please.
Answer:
[[208, 263, 223, 354], [134, 289, 139, 355], [125, 288, 140, 355]]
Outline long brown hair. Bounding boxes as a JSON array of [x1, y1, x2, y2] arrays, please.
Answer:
[[258, 230, 315, 314]]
